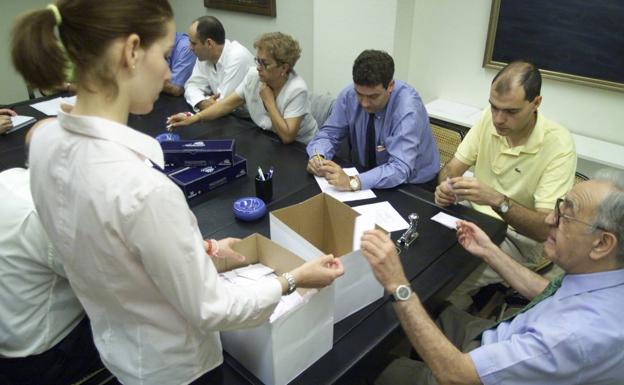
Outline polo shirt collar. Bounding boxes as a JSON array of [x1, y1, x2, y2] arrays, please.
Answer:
[[57, 110, 165, 168], [492, 112, 545, 155], [556, 268, 624, 300]]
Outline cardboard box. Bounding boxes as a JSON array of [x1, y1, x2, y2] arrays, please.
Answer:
[[167, 155, 247, 199], [270, 193, 384, 323], [216, 234, 334, 385], [161, 139, 234, 168]]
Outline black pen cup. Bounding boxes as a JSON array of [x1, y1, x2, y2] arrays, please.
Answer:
[[255, 174, 273, 203]]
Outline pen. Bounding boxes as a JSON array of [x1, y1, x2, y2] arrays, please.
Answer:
[[257, 166, 266, 181], [446, 177, 458, 204], [314, 149, 323, 167]]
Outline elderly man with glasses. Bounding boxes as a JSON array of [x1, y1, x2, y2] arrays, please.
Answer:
[[361, 168, 624, 385]]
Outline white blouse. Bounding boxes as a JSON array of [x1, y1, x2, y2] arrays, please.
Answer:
[[28, 110, 282, 385]]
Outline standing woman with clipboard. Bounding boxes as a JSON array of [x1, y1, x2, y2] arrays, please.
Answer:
[[11, 1, 344, 384]]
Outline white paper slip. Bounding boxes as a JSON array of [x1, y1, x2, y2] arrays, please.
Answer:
[[313, 167, 376, 202], [354, 201, 409, 233], [30, 95, 76, 116], [352, 212, 376, 250], [235, 263, 275, 280], [6, 115, 36, 134], [431, 212, 462, 230]]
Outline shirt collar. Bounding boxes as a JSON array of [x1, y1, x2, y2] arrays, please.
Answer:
[[57, 110, 165, 168], [556, 268, 624, 300], [216, 39, 231, 68], [491, 112, 545, 155]]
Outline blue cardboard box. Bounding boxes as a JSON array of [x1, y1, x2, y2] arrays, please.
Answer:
[[167, 155, 247, 199], [161, 139, 235, 168]]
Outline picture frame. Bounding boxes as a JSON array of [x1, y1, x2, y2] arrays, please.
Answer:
[[483, 0, 624, 92], [203, 0, 276, 17]]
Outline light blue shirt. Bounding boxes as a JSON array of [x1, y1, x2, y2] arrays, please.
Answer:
[[470, 269, 624, 385], [167, 32, 196, 87], [306, 81, 439, 190]]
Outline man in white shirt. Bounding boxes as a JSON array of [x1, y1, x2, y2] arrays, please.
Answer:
[[0, 123, 105, 384], [184, 16, 254, 112]]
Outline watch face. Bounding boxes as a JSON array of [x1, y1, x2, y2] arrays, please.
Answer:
[[500, 201, 509, 213], [395, 285, 412, 301], [350, 178, 358, 190]]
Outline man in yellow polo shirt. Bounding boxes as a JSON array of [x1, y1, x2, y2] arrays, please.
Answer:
[[435, 60, 576, 309]]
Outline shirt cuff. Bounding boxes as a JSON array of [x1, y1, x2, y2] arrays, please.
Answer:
[[357, 171, 375, 191]]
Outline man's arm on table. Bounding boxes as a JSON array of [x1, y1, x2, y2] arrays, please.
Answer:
[[163, 80, 184, 97]]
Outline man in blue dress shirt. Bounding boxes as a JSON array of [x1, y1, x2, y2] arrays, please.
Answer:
[[361, 168, 624, 385], [306, 50, 439, 192], [163, 32, 196, 96]]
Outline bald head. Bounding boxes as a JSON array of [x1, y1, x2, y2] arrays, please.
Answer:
[[492, 61, 541, 102]]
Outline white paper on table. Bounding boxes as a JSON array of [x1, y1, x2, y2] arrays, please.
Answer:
[[431, 212, 461, 230], [352, 212, 376, 250], [313, 167, 376, 202], [235, 263, 275, 280], [354, 201, 409, 233], [6, 115, 36, 134], [30, 95, 76, 116]]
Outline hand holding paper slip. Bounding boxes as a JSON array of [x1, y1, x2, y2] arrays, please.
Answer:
[[431, 211, 462, 230]]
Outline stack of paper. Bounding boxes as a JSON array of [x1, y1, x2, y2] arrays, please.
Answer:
[[6, 115, 36, 134]]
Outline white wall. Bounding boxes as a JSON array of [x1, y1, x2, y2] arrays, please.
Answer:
[[407, 0, 624, 148], [0, 0, 48, 104], [311, 0, 398, 96]]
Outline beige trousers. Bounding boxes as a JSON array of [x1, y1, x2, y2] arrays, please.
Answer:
[[375, 306, 494, 385]]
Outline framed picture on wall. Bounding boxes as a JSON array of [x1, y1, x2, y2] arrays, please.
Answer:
[[204, 0, 276, 17], [483, 0, 624, 92]]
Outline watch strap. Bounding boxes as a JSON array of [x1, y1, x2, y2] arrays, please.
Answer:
[[282, 272, 297, 295]]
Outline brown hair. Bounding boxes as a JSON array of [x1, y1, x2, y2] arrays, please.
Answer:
[[11, 0, 173, 95], [254, 32, 301, 71]]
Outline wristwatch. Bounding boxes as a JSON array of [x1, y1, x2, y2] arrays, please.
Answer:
[[495, 195, 511, 214], [282, 272, 297, 295], [391, 284, 413, 302], [349, 176, 360, 191]]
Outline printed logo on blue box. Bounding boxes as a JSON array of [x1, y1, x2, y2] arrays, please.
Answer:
[[167, 155, 247, 200]]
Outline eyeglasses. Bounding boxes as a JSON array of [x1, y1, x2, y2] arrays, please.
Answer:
[[554, 198, 606, 231], [255, 57, 275, 69]]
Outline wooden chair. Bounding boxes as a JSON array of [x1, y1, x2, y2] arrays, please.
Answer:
[[430, 122, 465, 168], [574, 171, 589, 185]]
